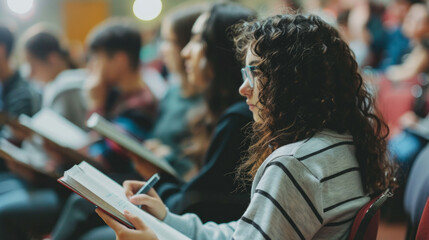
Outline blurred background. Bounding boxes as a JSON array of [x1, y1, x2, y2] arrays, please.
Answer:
[[1, 0, 429, 239]]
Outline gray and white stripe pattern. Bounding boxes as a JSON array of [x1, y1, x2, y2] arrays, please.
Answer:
[[163, 130, 369, 240]]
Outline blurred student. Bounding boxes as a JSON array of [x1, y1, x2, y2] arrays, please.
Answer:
[[5, 29, 88, 177], [0, 25, 39, 121], [378, 0, 417, 70], [386, 3, 429, 170], [385, 3, 429, 82], [84, 20, 157, 173], [98, 13, 397, 240], [0, 29, 86, 240], [147, 5, 206, 179], [0, 29, 86, 180], [24, 29, 87, 128], [0, 25, 40, 172]]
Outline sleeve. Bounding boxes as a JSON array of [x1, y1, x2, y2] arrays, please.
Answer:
[[163, 210, 236, 240], [232, 156, 323, 240], [162, 156, 323, 240]]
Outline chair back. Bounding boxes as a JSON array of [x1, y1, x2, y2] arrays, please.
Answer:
[[416, 197, 429, 240], [347, 190, 392, 240]]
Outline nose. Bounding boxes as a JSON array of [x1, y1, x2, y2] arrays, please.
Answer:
[[239, 78, 252, 97], [181, 42, 190, 59]]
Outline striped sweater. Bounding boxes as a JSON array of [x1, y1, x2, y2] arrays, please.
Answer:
[[163, 130, 370, 240]]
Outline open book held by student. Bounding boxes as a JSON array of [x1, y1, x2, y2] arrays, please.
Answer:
[[0, 111, 33, 136], [0, 138, 58, 179], [86, 113, 181, 179], [58, 162, 190, 240], [17, 108, 96, 165]]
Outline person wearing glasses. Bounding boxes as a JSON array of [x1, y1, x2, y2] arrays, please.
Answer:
[[97, 13, 397, 240]]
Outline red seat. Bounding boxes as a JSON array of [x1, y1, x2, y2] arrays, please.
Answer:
[[416, 197, 429, 240], [347, 190, 391, 240], [375, 75, 419, 136]]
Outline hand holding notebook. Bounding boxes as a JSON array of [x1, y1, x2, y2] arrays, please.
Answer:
[[96, 209, 160, 240], [58, 162, 189, 240]]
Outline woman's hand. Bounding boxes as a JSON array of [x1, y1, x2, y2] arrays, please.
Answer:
[[84, 65, 108, 111], [144, 139, 172, 158], [96, 209, 159, 240], [123, 180, 167, 220], [400, 111, 419, 129]]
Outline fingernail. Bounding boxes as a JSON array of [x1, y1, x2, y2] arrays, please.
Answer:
[[124, 210, 130, 215]]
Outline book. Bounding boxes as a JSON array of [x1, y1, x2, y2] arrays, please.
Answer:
[[86, 113, 180, 179], [58, 162, 190, 240], [0, 112, 32, 135], [17, 108, 95, 164], [19, 108, 90, 150], [0, 138, 57, 178]]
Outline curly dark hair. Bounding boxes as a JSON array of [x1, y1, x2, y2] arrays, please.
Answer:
[[233, 14, 396, 196]]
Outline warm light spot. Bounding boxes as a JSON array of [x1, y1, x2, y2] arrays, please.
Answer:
[[133, 0, 162, 21], [7, 0, 34, 15]]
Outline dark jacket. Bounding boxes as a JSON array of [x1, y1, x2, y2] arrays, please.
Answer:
[[1, 71, 40, 118], [157, 101, 253, 223]]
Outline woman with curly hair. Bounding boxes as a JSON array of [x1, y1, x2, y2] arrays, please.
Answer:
[[96, 13, 396, 240]]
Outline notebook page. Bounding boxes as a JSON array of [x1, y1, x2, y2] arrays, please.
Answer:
[[86, 113, 179, 178], [21, 109, 90, 150], [63, 166, 131, 224], [78, 161, 126, 199]]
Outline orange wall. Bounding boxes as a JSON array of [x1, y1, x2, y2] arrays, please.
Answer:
[[63, 0, 109, 43]]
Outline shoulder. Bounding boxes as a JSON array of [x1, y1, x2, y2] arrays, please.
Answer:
[[219, 101, 252, 121], [215, 102, 253, 133], [4, 72, 36, 101], [259, 130, 356, 180], [5, 71, 29, 90]]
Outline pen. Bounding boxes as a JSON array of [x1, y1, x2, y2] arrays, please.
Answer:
[[134, 173, 160, 209]]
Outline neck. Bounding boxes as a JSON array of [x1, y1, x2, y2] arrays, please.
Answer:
[[116, 70, 144, 93], [0, 61, 13, 81]]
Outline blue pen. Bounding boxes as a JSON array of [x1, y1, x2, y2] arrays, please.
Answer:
[[134, 173, 160, 209]]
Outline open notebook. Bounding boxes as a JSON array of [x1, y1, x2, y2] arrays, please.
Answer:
[[18, 108, 95, 164], [19, 108, 90, 150], [0, 138, 57, 178], [58, 162, 190, 240], [86, 113, 180, 179]]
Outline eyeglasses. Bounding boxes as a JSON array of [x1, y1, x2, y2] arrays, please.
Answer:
[[241, 65, 258, 89]]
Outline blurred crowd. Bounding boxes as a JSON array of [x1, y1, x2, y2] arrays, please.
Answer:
[[0, 0, 429, 239]]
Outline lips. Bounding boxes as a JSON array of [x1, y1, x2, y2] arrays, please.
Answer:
[[184, 62, 192, 73], [246, 100, 256, 110]]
